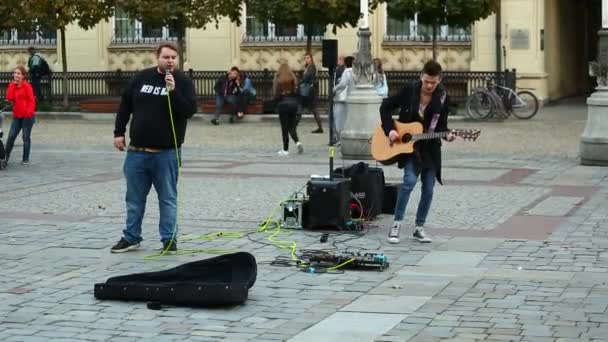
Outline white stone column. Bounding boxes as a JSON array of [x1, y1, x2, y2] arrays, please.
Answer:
[[580, 0, 608, 166], [340, 0, 382, 159]]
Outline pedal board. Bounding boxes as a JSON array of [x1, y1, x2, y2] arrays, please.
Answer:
[[308, 252, 389, 271]]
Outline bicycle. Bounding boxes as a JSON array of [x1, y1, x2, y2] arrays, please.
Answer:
[[466, 77, 539, 120]]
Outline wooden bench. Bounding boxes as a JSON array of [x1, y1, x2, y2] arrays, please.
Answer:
[[200, 100, 264, 114], [80, 98, 120, 113]]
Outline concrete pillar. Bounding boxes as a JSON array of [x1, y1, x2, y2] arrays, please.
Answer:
[[340, 1, 383, 159], [580, 0, 608, 166]]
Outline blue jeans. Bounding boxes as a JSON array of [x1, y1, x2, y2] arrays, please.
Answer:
[[394, 158, 436, 226], [5, 117, 35, 162], [122, 149, 180, 244], [213, 95, 242, 120]]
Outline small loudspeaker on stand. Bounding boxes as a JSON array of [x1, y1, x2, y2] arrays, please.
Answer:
[[307, 178, 351, 230], [322, 39, 338, 69]]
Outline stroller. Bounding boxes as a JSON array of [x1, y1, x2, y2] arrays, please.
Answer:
[[0, 100, 9, 170]]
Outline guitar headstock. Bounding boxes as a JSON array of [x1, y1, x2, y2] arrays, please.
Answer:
[[454, 129, 481, 141]]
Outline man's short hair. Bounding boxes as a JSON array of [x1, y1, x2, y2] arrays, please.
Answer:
[[422, 60, 442, 77], [344, 56, 354, 68], [156, 42, 178, 57], [28, 46, 35, 53], [230, 66, 240, 73]]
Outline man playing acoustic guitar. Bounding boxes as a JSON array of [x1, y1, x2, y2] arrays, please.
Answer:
[[380, 60, 455, 244]]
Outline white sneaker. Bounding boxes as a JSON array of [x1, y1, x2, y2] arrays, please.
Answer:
[[296, 142, 304, 154], [277, 150, 289, 156], [388, 221, 401, 244], [413, 226, 432, 243]]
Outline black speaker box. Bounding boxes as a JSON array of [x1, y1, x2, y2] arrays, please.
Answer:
[[322, 39, 338, 69], [306, 178, 351, 229], [333, 163, 385, 219]]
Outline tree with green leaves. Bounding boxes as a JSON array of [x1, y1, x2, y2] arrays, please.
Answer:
[[372, 0, 499, 60], [1, 0, 114, 109], [245, 0, 364, 53], [116, 0, 244, 70]]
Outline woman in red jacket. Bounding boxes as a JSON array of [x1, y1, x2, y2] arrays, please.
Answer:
[[5, 66, 36, 165]]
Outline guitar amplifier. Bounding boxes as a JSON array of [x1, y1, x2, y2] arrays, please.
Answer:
[[306, 179, 351, 230], [333, 163, 385, 219]]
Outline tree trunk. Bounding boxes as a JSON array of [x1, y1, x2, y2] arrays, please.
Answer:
[[432, 21, 437, 61], [176, 20, 186, 70], [306, 23, 312, 54], [177, 27, 185, 70], [60, 27, 69, 110]]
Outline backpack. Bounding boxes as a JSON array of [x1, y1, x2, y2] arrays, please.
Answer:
[[39, 57, 52, 76]]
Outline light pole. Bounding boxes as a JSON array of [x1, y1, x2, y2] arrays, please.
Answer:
[[580, 0, 608, 165]]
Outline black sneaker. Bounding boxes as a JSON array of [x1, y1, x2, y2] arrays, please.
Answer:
[[413, 227, 432, 243], [162, 239, 177, 252], [211, 118, 219, 125], [387, 221, 401, 244], [311, 128, 323, 134], [111, 237, 140, 253]]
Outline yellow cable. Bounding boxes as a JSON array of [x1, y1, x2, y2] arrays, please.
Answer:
[[143, 87, 181, 260], [328, 258, 354, 270]]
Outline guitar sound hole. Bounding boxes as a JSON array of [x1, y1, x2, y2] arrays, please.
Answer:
[[401, 134, 412, 143]]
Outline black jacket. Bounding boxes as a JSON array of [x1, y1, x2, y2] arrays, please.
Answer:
[[114, 67, 197, 149], [380, 80, 450, 184], [214, 75, 241, 97]]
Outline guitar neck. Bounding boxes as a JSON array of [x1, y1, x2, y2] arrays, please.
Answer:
[[412, 131, 449, 141]]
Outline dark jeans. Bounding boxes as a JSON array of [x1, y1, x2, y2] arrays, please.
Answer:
[[298, 95, 322, 129], [394, 158, 436, 226], [214, 95, 245, 121], [31, 76, 43, 101], [277, 97, 299, 151], [122, 149, 180, 244], [5, 117, 35, 162]]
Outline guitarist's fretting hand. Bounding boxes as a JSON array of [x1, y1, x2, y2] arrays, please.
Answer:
[[446, 131, 455, 142]]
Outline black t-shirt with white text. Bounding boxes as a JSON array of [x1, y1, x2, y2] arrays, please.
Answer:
[[114, 67, 197, 149]]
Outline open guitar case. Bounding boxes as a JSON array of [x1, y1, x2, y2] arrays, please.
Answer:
[[94, 252, 257, 307]]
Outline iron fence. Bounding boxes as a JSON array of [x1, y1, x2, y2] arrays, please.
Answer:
[[0, 68, 516, 108]]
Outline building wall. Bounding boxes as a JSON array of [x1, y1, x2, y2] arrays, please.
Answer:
[[0, 1, 596, 103]]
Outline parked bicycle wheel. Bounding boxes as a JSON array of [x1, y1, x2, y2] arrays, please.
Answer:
[[466, 89, 496, 120], [511, 91, 539, 119]]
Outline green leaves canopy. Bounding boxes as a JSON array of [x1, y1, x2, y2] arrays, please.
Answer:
[[245, 0, 363, 34], [115, 0, 244, 30], [372, 0, 499, 28]]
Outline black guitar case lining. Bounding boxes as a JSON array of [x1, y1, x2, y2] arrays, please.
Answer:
[[94, 252, 257, 307]]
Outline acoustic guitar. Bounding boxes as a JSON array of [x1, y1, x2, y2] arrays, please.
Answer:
[[371, 121, 481, 165]]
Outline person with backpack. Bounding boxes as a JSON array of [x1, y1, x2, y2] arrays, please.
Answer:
[[27, 47, 51, 102]]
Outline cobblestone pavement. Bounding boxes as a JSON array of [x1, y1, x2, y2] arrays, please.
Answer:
[[1, 98, 607, 341]]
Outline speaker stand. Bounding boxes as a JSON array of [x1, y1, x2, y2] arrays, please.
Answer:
[[327, 66, 337, 180]]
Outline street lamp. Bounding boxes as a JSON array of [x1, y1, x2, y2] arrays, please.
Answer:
[[580, 0, 608, 165]]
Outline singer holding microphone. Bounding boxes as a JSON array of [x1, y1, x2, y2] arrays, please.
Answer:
[[112, 42, 197, 253]]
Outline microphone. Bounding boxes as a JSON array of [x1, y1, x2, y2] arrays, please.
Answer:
[[165, 67, 171, 75]]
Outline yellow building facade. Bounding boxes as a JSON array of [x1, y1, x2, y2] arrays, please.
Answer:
[[0, 0, 601, 103]]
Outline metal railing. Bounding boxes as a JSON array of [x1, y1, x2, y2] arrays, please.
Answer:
[[383, 34, 472, 42], [0, 69, 516, 109], [111, 25, 177, 45]]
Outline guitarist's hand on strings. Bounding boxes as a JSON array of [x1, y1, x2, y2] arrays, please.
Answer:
[[388, 130, 399, 143]]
